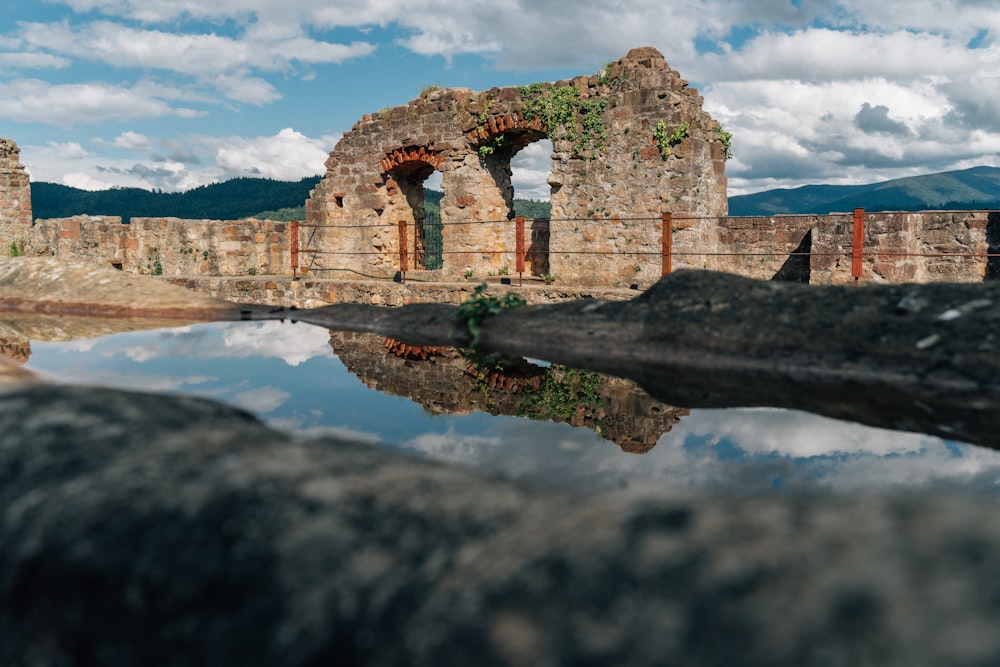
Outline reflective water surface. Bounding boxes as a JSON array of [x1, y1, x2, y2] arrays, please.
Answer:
[[14, 319, 1000, 494]]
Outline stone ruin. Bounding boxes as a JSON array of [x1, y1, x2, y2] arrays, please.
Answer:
[[306, 47, 730, 287], [0, 139, 33, 244]]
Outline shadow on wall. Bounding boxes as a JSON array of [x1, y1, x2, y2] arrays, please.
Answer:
[[987, 212, 1000, 281], [772, 229, 812, 284]]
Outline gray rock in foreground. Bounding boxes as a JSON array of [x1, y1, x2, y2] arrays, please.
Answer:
[[4, 384, 1000, 666]]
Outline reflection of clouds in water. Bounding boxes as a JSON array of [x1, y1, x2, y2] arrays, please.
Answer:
[[296, 424, 385, 446], [270, 409, 326, 433], [231, 385, 291, 414], [219, 321, 331, 366], [31, 366, 217, 393], [55, 337, 101, 353], [405, 429, 504, 463], [107, 321, 330, 366], [389, 410, 1000, 494], [656, 408, 1000, 493], [675, 408, 938, 457]]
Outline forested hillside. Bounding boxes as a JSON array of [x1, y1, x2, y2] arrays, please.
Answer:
[[31, 177, 322, 223], [30, 178, 552, 222]]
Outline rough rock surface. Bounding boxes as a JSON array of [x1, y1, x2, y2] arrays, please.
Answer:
[[0, 256, 240, 319], [5, 384, 1000, 666]]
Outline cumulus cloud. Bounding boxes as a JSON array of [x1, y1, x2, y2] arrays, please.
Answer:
[[0, 79, 202, 126], [510, 139, 553, 201], [18, 20, 375, 75], [211, 128, 333, 181], [12, 18, 375, 105], [45, 141, 90, 160], [0, 52, 71, 69], [111, 131, 152, 151], [24, 127, 333, 191]]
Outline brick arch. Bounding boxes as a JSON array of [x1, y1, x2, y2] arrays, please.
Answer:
[[464, 113, 548, 146], [379, 146, 445, 174]]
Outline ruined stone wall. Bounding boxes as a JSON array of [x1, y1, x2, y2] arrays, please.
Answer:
[[0, 139, 33, 252], [24, 216, 292, 277], [811, 210, 992, 284], [307, 47, 729, 287]]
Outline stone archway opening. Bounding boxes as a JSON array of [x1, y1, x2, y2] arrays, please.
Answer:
[[477, 129, 552, 276], [477, 128, 548, 219], [387, 159, 443, 270], [511, 138, 553, 214]]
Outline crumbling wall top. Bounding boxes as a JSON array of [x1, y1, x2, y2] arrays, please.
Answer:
[[1, 138, 25, 172]]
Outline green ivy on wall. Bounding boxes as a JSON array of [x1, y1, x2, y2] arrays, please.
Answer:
[[653, 121, 690, 159], [516, 82, 610, 156]]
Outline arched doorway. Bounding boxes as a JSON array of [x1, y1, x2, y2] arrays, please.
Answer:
[[477, 130, 553, 276], [387, 158, 443, 271]]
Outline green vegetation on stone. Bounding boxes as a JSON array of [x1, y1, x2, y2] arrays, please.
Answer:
[[518, 83, 610, 155], [653, 121, 689, 159], [8, 238, 25, 257], [517, 367, 603, 422], [456, 283, 527, 349]]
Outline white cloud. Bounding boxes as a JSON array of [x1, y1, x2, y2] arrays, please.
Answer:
[[510, 139, 552, 201], [211, 128, 334, 182], [212, 73, 281, 105], [0, 78, 201, 126], [112, 131, 153, 151], [0, 52, 70, 68], [46, 141, 90, 160], [14, 19, 375, 104], [23, 128, 334, 191]]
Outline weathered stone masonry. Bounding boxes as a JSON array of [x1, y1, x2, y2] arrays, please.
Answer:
[[0, 139, 33, 245], [306, 46, 730, 286], [9, 214, 292, 278]]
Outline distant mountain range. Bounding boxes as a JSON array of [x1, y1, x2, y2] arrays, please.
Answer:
[[729, 166, 1000, 215], [29, 165, 1000, 222]]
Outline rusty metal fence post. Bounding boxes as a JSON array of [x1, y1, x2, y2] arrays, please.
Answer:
[[290, 220, 299, 280], [516, 216, 525, 286], [852, 207, 865, 282], [661, 212, 673, 276], [398, 219, 408, 284]]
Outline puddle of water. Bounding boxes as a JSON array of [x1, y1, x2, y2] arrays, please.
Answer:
[[15, 320, 1000, 494]]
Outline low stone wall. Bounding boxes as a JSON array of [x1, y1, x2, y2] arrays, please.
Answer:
[[169, 275, 639, 308], [812, 210, 993, 284], [3, 204, 998, 298], [22, 215, 292, 278]]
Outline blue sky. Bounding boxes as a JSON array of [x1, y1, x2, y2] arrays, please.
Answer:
[[2, 0, 1000, 197]]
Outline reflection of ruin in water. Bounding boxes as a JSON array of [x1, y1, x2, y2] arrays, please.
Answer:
[[0, 335, 30, 364], [330, 332, 689, 454]]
